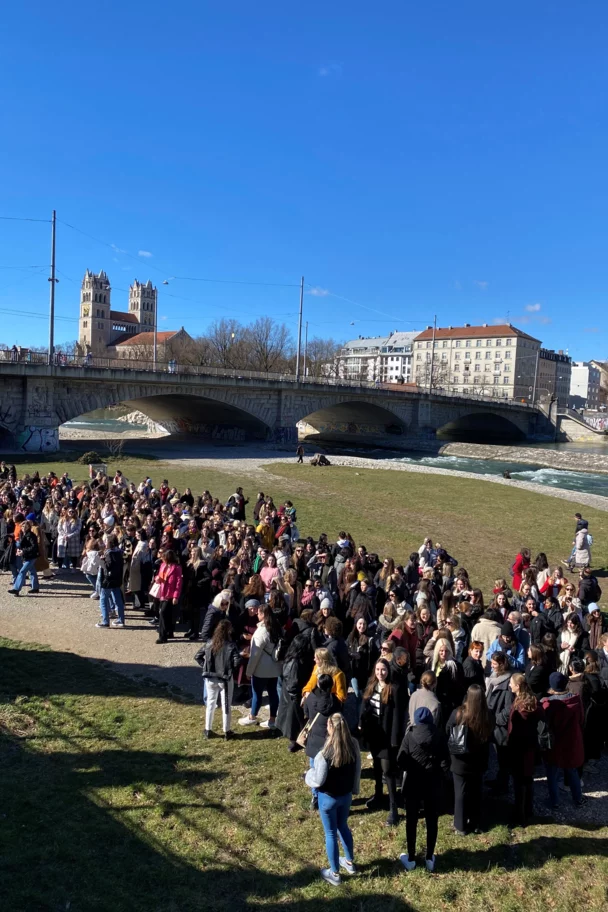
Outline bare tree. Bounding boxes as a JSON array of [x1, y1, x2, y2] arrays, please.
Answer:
[[205, 319, 248, 369], [415, 359, 450, 391], [305, 337, 342, 378], [243, 318, 294, 373]]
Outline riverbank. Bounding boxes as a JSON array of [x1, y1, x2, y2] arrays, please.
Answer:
[[441, 441, 608, 474]]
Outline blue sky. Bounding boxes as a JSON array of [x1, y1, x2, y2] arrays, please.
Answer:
[[1, 2, 607, 358]]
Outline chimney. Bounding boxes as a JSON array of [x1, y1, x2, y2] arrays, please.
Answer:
[[464, 323, 470, 328], [482, 323, 488, 327]]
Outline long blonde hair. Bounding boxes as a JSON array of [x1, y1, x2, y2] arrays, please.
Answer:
[[314, 647, 338, 677], [322, 713, 356, 767]]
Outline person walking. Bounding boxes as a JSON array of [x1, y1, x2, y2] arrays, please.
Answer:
[[446, 684, 495, 836], [154, 549, 183, 643], [196, 619, 240, 740], [8, 519, 40, 596], [239, 604, 284, 729], [296, 444, 305, 464], [397, 706, 449, 873], [305, 713, 361, 887]]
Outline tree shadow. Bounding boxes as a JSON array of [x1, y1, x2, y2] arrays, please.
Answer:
[[437, 834, 608, 873]]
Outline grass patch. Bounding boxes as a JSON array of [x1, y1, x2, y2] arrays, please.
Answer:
[[1, 638, 607, 912]]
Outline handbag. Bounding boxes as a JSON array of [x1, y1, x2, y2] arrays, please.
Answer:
[[296, 712, 321, 748], [447, 722, 469, 755], [149, 581, 161, 600]]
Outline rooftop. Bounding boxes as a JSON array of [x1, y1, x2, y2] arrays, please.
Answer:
[[414, 323, 540, 343], [110, 310, 139, 324], [114, 330, 180, 347]]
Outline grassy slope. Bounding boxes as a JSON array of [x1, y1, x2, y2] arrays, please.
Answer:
[[1, 639, 607, 912]]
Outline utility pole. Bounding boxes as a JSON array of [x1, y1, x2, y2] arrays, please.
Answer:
[[532, 347, 540, 404], [428, 314, 437, 394], [153, 315, 157, 371], [47, 210, 57, 366], [303, 320, 309, 378], [295, 276, 304, 381]]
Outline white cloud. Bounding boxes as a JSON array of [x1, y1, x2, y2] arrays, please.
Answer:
[[474, 280, 489, 290], [492, 317, 507, 325], [307, 286, 330, 297], [138, 250, 153, 258], [318, 63, 342, 77], [110, 243, 126, 254], [525, 303, 541, 312], [160, 315, 168, 321]]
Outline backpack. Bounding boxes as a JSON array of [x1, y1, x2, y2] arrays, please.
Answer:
[[537, 717, 554, 752]]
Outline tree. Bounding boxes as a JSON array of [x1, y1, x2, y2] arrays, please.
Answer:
[[415, 359, 450, 391], [305, 337, 343, 379], [243, 317, 294, 373], [205, 319, 248, 369]]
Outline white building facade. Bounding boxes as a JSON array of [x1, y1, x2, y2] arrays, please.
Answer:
[[335, 331, 416, 383], [570, 362, 602, 409], [412, 324, 541, 400]]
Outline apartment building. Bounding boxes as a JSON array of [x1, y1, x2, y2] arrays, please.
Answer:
[[335, 331, 417, 382], [379, 331, 417, 383], [570, 361, 602, 409], [412, 323, 540, 399], [538, 348, 572, 407]]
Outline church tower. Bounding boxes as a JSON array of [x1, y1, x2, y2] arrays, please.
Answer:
[[79, 270, 112, 355], [129, 279, 157, 330]]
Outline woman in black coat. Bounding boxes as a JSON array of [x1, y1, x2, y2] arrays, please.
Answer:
[[275, 622, 319, 751], [524, 645, 549, 699], [303, 673, 342, 809], [485, 652, 513, 794], [346, 617, 374, 706], [462, 641, 485, 691], [360, 658, 406, 827], [446, 684, 495, 835], [582, 652, 607, 763], [181, 546, 211, 640]]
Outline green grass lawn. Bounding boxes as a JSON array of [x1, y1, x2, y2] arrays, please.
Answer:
[[1, 638, 607, 912]]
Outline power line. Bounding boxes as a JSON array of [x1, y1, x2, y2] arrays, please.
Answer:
[[0, 264, 51, 269], [0, 306, 77, 323], [0, 215, 50, 223]]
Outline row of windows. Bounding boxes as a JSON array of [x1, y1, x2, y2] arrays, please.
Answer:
[[418, 338, 515, 349], [82, 292, 108, 304], [454, 376, 512, 385], [416, 350, 513, 361]]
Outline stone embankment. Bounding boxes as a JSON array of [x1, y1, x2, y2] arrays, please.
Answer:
[[440, 442, 608, 475]]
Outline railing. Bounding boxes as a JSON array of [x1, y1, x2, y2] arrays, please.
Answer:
[[0, 350, 535, 408], [559, 407, 608, 432]]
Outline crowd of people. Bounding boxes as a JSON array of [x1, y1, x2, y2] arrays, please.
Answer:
[[1, 459, 607, 885]]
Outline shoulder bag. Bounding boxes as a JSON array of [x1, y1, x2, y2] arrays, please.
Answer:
[[447, 722, 469, 755], [296, 712, 321, 748]]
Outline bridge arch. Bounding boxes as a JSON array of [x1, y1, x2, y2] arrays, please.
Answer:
[[297, 399, 409, 446], [436, 410, 526, 443]]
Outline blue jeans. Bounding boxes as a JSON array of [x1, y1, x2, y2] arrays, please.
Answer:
[[546, 764, 582, 806], [317, 791, 354, 875], [85, 573, 100, 594], [251, 676, 279, 718], [13, 559, 39, 593], [100, 587, 125, 625]]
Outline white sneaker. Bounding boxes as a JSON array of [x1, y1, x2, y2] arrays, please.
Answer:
[[339, 857, 356, 875], [260, 720, 276, 729], [238, 716, 259, 726], [95, 622, 109, 628], [320, 868, 341, 887], [111, 620, 125, 628], [90, 593, 99, 599], [425, 855, 436, 873], [400, 853, 416, 872]]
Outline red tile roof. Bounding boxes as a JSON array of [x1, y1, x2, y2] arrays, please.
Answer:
[[413, 324, 540, 343], [110, 310, 139, 324], [114, 330, 179, 346]]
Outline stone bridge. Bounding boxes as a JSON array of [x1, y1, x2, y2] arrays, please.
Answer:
[[0, 363, 542, 452]]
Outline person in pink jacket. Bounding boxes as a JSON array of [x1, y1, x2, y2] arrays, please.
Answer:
[[155, 549, 183, 644]]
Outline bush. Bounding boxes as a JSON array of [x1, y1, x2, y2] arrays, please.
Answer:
[[78, 450, 102, 465]]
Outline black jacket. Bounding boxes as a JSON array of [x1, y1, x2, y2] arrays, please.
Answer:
[[101, 549, 123, 589], [303, 690, 342, 758], [525, 661, 549, 699], [397, 719, 450, 788], [195, 641, 240, 681], [19, 530, 39, 562], [545, 606, 564, 636], [462, 656, 485, 691], [579, 576, 602, 607], [446, 707, 494, 775], [486, 674, 514, 746], [361, 684, 407, 758], [325, 635, 352, 680], [529, 613, 549, 646]]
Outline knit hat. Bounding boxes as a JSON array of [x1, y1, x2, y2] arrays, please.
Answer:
[[588, 603, 601, 614], [25, 512, 37, 521], [500, 621, 515, 638], [414, 707, 433, 725], [245, 598, 260, 609], [549, 672, 568, 692], [320, 597, 332, 612]]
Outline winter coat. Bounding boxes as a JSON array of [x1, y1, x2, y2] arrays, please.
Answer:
[[302, 668, 347, 703], [81, 549, 101, 576], [325, 635, 352, 680], [100, 548, 123, 589], [585, 613, 605, 651], [155, 562, 183, 601], [397, 718, 450, 792], [246, 623, 283, 679], [302, 689, 342, 758], [574, 530, 591, 567], [540, 693, 584, 769], [452, 627, 467, 663], [56, 519, 81, 558], [462, 656, 485, 691], [347, 636, 373, 689], [276, 627, 319, 741], [435, 660, 465, 717], [578, 575, 602, 607], [529, 613, 549, 646], [471, 616, 502, 663], [511, 553, 530, 592], [446, 707, 494, 775], [525, 661, 549, 699], [415, 620, 437, 670], [407, 687, 442, 728], [507, 704, 541, 777], [18, 530, 39, 561], [196, 641, 240, 681], [388, 626, 418, 671], [129, 542, 152, 593], [486, 637, 526, 672], [485, 672, 514, 747], [361, 684, 406, 759], [377, 614, 401, 643]]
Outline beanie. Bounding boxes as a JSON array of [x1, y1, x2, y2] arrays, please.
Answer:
[[413, 707, 433, 726], [549, 672, 568, 692], [320, 597, 332, 612], [25, 512, 37, 521], [500, 621, 515, 638], [245, 599, 260, 609]]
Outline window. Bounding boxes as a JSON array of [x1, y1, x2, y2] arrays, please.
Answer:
[[474, 363, 481, 372], [476, 340, 482, 347], [465, 340, 471, 347], [441, 353, 447, 361], [455, 340, 461, 347], [416, 353, 421, 361], [505, 351, 511, 359], [494, 376, 500, 384], [503, 377, 509, 384], [464, 351, 471, 359], [486, 339, 492, 346], [426, 342, 431, 349], [455, 352, 461, 360], [474, 376, 481, 384], [484, 364, 491, 372], [475, 351, 481, 360], [442, 340, 448, 348], [83, 321, 88, 328], [452, 376, 458, 384], [504, 364, 510, 372], [485, 352, 492, 359], [496, 339, 501, 346], [506, 339, 512, 346], [495, 351, 501, 359]]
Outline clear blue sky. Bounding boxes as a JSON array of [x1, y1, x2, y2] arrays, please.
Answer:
[[1, 2, 607, 358]]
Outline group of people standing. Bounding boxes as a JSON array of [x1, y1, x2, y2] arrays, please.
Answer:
[[1, 463, 606, 886]]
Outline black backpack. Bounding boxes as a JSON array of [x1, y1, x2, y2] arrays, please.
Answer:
[[537, 717, 554, 752]]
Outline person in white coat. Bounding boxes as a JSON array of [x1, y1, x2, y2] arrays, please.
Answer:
[[238, 604, 284, 729]]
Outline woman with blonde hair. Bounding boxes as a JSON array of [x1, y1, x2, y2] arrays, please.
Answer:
[[302, 648, 347, 703], [305, 713, 361, 886]]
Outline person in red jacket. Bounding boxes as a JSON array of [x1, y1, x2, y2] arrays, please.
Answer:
[[540, 672, 585, 808], [511, 548, 531, 593], [389, 610, 418, 683]]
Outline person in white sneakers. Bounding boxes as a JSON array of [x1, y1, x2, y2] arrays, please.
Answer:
[[238, 604, 284, 729], [397, 706, 450, 873], [305, 713, 360, 886]]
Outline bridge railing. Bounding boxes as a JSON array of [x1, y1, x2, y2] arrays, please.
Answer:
[[0, 350, 535, 409]]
